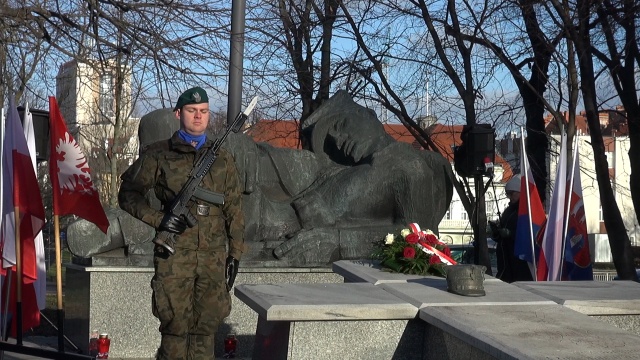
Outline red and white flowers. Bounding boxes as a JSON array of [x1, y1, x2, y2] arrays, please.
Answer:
[[374, 223, 457, 277]]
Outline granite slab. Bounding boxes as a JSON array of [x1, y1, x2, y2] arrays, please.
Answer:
[[332, 259, 501, 285], [513, 280, 640, 315], [420, 304, 640, 359], [234, 283, 419, 321], [379, 280, 555, 308]]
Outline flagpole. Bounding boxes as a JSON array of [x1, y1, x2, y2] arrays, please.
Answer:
[[1, 271, 12, 341], [521, 127, 538, 280], [13, 207, 22, 345], [0, 108, 7, 343], [53, 214, 64, 352], [560, 136, 579, 280]]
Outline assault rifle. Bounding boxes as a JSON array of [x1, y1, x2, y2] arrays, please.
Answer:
[[153, 96, 258, 255]]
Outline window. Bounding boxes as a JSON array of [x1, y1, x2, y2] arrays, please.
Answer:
[[99, 73, 114, 117], [605, 152, 613, 168], [599, 205, 603, 222]]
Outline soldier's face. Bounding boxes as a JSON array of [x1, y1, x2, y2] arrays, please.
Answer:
[[176, 103, 210, 135]]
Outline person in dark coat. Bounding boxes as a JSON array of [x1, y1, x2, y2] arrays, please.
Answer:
[[490, 175, 533, 283]]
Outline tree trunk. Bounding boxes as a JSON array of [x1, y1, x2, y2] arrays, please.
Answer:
[[575, 0, 637, 280]]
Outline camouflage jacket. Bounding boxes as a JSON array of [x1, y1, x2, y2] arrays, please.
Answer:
[[118, 132, 245, 259]]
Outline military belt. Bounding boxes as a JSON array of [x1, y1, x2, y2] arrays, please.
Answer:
[[196, 204, 211, 216]]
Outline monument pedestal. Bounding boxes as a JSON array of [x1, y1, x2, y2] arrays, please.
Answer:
[[65, 264, 158, 359], [64, 262, 341, 359]]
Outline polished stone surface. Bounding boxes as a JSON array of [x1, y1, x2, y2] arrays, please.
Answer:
[[235, 283, 418, 321], [333, 259, 502, 285], [420, 304, 640, 359], [513, 280, 640, 315], [380, 280, 555, 308]]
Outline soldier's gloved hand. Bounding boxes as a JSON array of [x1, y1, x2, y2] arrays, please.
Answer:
[[225, 256, 239, 291], [159, 213, 187, 234], [488, 221, 499, 238], [497, 228, 511, 239]]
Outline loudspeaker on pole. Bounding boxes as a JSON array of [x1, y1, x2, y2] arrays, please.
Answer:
[[454, 124, 495, 178]]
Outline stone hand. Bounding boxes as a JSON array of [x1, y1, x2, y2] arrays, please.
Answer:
[[159, 213, 187, 234], [272, 228, 339, 267]]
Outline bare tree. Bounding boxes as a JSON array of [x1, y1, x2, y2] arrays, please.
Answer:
[[2, 0, 236, 207], [246, 0, 350, 147], [546, 0, 638, 279], [337, 0, 519, 272], [589, 0, 640, 231]]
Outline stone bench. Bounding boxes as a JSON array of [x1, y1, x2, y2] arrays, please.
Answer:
[[234, 283, 420, 359]]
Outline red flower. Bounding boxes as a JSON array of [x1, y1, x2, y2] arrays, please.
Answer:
[[403, 247, 416, 259], [443, 247, 451, 257], [429, 255, 442, 264], [405, 233, 420, 244], [424, 233, 438, 246]]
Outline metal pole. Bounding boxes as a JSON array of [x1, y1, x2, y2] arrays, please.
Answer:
[[227, 0, 246, 125]]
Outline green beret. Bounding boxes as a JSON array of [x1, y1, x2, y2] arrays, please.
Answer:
[[173, 86, 209, 111]]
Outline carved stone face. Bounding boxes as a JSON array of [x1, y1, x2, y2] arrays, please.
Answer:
[[325, 114, 386, 164]]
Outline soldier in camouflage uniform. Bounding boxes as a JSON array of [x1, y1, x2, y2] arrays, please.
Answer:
[[118, 87, 245, 359]]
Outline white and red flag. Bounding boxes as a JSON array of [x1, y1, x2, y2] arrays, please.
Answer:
[[48, 97, 109, 232], [22, 103, 47, 309], [537, 130, 568, 281], [1, 96, 46, 335]]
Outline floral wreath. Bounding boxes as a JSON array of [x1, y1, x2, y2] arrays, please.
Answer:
[[373, 223, 457, 277]]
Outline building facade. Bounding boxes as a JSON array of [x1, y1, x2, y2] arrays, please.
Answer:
[[497, 109, 637, 262], [55, 59, 139, 203]]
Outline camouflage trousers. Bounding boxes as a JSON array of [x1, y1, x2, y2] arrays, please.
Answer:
[[151, 248, 231, 360]]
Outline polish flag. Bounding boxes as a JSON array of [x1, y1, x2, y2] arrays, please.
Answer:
[[48, 97, 109, 233], [1, 96, 46, 335], [22, 103, 47, 309]]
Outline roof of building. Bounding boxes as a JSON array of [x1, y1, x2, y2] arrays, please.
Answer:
[[245, 119, 302, 149], [544, 108, 628, 136]]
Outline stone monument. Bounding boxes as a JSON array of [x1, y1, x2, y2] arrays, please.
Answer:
[[67, 90, 454, 267], [64, 90, 454, 358]]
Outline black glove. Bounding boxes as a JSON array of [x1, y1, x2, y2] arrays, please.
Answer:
[[225, 256, 239, 291], [488, 221, 499, 238], [498, 228, 511, 239], [159, 213, 187, 234]]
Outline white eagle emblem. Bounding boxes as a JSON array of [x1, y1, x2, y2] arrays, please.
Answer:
[[55, 132, 96, 194]]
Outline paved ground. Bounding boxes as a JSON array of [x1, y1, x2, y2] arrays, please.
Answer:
[[0, 337, 248, 359], [1, 336, 62, 360]]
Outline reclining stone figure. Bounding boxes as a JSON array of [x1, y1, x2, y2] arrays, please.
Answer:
[[67, 90, 453, 267]]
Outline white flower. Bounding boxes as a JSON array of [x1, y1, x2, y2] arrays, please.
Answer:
[[400, 229, 411, 238], [423, 229, 435, 235], [385, 233, 395, 245]]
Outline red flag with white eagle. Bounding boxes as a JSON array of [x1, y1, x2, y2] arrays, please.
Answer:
[[48, 97, 109, 233]]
